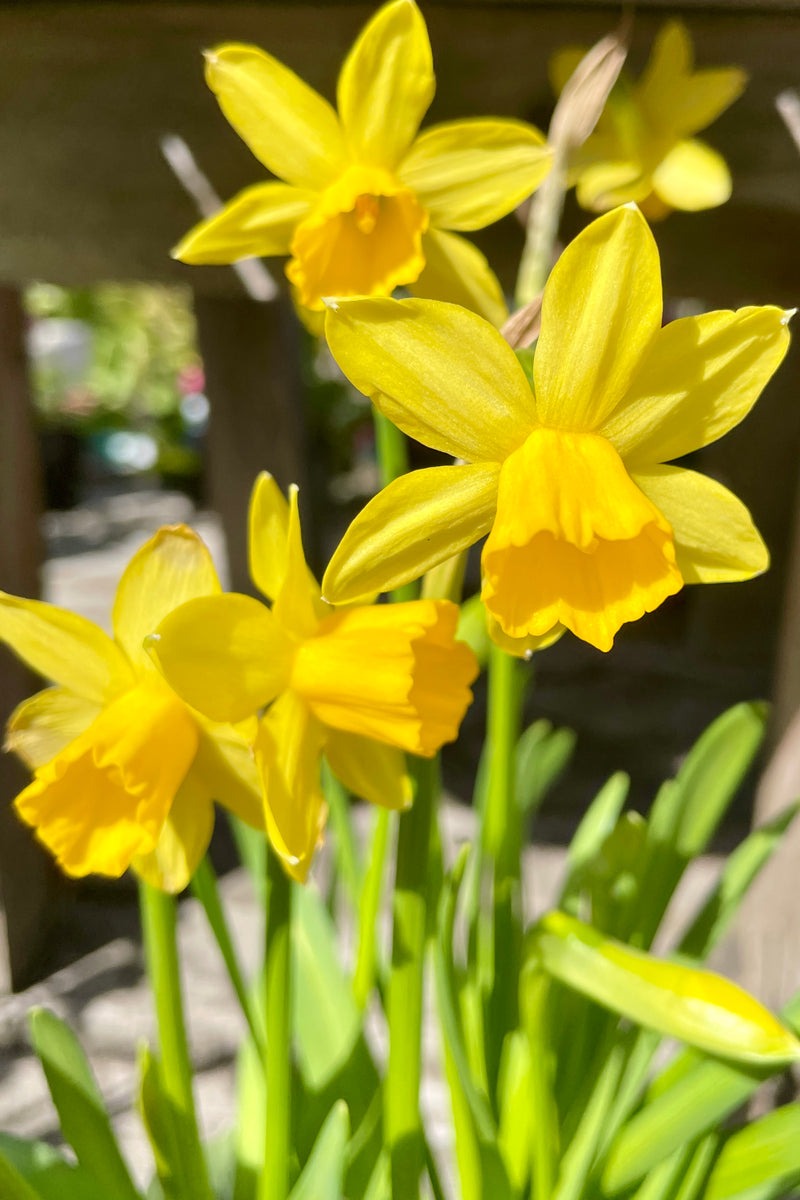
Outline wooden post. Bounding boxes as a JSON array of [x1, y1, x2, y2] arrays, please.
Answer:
[[0, 284, 58, 993], [193, 293, 307, 594]]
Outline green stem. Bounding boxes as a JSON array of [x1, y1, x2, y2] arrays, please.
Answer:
[[483, 643, 525, 1095], [373, 410, 417, 603], [191, 856, 266, 1058], [139, 882, 211, 1196], [322, 759, 363, 912], [386, 755, 440, 1199], [515, 149, 569, 308], [353, 807, 393, 1008], [260, 849, 293, 1200]]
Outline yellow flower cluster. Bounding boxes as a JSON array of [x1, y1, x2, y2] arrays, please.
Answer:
[[0, 1, 789, 889]]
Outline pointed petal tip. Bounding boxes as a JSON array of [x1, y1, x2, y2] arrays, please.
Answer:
[[322, 296, 341, 311], [782, 308, 797, 325]]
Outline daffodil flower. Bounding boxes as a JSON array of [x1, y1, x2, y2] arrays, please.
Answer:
[[0, 527, 264, 891], [147, 476, 477, 881], [551, 21, 745, 216], [321, 205, 790, 654], [173, 0, 552, 327]]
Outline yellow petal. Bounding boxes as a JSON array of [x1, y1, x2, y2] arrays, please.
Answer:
[[337, 0, 434, 169], [322, 462, 500, 604], [400, 118, 552, 231], [575, 161, 654, 213], [651, 138, 731, 211], [148, 594, 294, 724], [325, 730, 412, 810], [204, 43, 346, 190], [632, 465, 768, 583], [487, 617, 565, 659], [324, 296, 535, 462], [286, 165, 428, 309], [292, 599, 477, 755], [113, 525, 221, 672], [14, 679, 198, 879], [409, 228, 508, 327], [482, 429, 683, 652], [0, 592, 133, 705], [172, 182, 315, 264], [254, 691, 327, 883], [249, 471, 291, 601], [603, 306, 791, 467], [132, 766, 215, 894], [638, 22, 745, 138], [636, 21, 692, 133], [5, 687, 100, 770], [192, 721, 264, 831], [270, 486, 326, 640], [534, 206, 662, 432]]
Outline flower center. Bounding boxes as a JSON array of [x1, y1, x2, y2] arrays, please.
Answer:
[[481, 428, 683, 652], [286, 164, 428, 310]]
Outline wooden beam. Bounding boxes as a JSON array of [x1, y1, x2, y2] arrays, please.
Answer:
[[0, 285, 59, 993]]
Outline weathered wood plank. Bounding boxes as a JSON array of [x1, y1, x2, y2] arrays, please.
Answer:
[[0, 284, 59, 994]]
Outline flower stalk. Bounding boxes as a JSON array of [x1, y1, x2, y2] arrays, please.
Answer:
[[260, 849, 293, 1200]]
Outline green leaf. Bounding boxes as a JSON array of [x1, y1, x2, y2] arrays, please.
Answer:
[[515, 720, 576, 817], [137, 1043, 214, 1200], [289, 1102, 349, 1200], [529, 912, 800, 1068], [28, 1008, 141, 1200], [633, 703, 767, 949], [553, 1038, 627, 1200], [703, 1104, 800, 1200], [232, 1036, 266, 1200], [291, 883, 382, 1199], [497, 1031, 532, 1193], [649, 702, 767, 857], [559, 773, 629, 913], [678, 804, 800, 961], [0, 1134, 107, 1200], [458, 594, 491, 669]]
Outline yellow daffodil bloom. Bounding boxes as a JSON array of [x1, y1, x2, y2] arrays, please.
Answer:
[[551, 21, 745, 217], [321, 205, 790, 654], [172, 0, 552, 327], [147, 476, 477, 881], [0, 527, 264, 891]]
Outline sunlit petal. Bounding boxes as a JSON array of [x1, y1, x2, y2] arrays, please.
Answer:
[[603, 306, 791, 466], [254, 691, 327, 883], [632, 465, 768, 584], [192, 721, 265, 831], [534, 206, 662, 432], [0, 591, 132, 705], [149, 593, 294, 724], [400, 118, 552, 231], [482, 429, 682, 652], [486, 617, 565, 658], [5, 687, 100, 770], [172, 183, 315, 264], [248, 471, 291, 602], [113, 525, 221, 672], [292, 599, 477, 755], [14, 680, 198, 878], [132, 767, 215, 894], [322, 463, 499, 604], [337, 0, 434, 168], [651, 139, 731, 211], [325, 296, 535, 462], [325, 730, 412, 810], [271, 486, 327, 639], [409, 228, 508, 327], [204, 43, 346, 190]]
